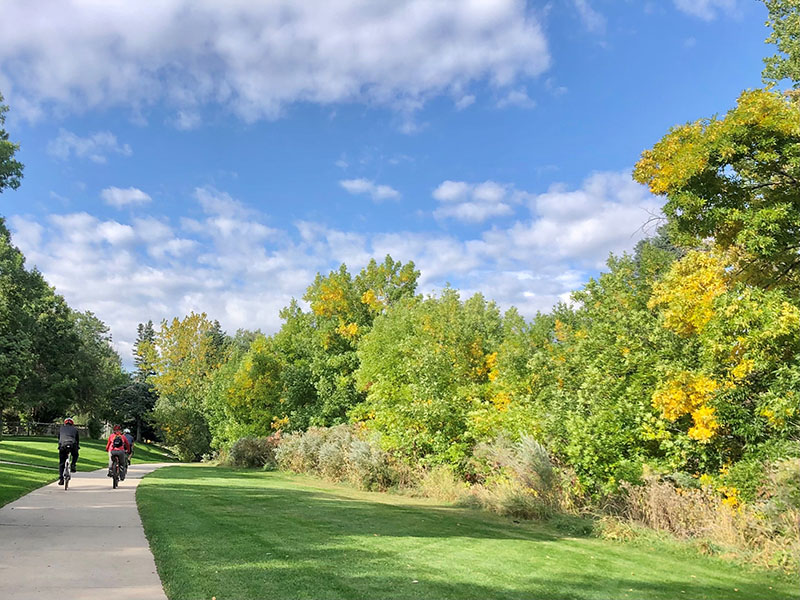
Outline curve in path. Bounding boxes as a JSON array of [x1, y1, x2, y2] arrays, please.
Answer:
[[0, 463, 171, 600]]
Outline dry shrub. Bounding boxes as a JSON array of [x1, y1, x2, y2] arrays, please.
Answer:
[[226, 434, 280, 469], [274, 424, 401, 490], [417, 465, 469, 503], [614, 461, 800, 574], [467, 477, 554, 520]]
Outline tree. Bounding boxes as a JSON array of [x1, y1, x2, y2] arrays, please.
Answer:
[[133, 320, 156, 382], [148, 312, 225, 460], [111, 378, 157, 442], [762, 0, 800, 88], [70, 311, 126, 421], [633, 89, 800, 294], [354, 289, 503, 466], [0, 93, 24, 194]]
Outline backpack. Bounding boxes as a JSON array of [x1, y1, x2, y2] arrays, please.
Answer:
[[112, 435, 124, 448]]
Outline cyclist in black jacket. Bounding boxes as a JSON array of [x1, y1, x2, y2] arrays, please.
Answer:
[[58, 418, 80, 485]]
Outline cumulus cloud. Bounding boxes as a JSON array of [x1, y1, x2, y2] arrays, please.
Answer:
[[47, 129, 132, 163], [672, 0, 736, 20], [1, 0, 550, 123], [100, 187, 152, 208], [433, 180, 519, 223], [340, 179, 400, 202], [8, 172, 660, 368], [482, 171, 662, 268]]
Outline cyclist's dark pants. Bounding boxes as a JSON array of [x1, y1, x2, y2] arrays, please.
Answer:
[[59, 444, 78, 479]]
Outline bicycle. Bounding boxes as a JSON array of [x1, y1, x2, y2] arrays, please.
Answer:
[[110, 451, 127, 489], [63, 453, 71, 491]]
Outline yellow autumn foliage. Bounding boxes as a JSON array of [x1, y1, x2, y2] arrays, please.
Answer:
[[652, 371, 719, 422], [648, 250, 727, 336]]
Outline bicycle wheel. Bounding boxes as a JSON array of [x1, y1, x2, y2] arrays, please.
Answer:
[[63, 457, 71, 491], [112, 458, 119, 489]]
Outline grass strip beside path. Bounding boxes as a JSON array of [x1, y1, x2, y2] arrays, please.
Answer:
[[0, 462, 58, 507], [137, 466, 794, 600]]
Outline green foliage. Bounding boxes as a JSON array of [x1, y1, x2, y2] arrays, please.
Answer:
[[206, 334, 283, 449], [0, 219, 123, 430], [762, 0, 800, 87], [355, 289, 502, 466], [0, 93, 23, 194], [149, 312, 225, 460]]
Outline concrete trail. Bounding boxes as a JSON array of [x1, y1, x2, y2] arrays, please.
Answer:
[[0, 463, 171, 600]]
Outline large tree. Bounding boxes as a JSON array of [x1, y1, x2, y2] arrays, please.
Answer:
[[0, 93, 24, 194], [633, 89, 800, 294], [762, 0, 800, 88]]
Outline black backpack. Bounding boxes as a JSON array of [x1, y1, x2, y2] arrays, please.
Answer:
[[112, 435, 124, 448]]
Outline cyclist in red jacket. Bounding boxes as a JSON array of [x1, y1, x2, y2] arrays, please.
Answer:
[[106, 425, 131, 479]]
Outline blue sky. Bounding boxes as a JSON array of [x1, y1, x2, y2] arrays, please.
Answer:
[[0, 0, 769, 365]]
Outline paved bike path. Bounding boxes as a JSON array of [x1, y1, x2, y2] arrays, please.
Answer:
[[0, 463, 171, 600]]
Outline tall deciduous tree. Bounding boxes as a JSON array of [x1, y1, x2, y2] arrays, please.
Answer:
[[762, 0, 800, 87], [633, 89, 800, 294], [148, 312, 225, 460], [0, 92, 24, 194]]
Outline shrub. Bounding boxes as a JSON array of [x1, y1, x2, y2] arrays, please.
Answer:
[[474, 434, 559, 503], [417, 465, 469, 503], [227, 434, 280, 469], [275, 424, 401, 490], [612, 464, 800, 574]]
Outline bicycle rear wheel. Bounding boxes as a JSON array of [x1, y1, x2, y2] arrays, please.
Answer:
[[112, 458, 119, 489], [63, 457, 71, 491]]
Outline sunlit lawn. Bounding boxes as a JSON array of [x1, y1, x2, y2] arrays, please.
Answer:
[[0, 435, 176, 507], [138, 466, 795, 600]]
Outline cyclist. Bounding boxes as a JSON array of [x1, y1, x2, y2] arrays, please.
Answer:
[[123, 428, 135, 467], [106, 425, 131, 480], [58, 418, 80, 485]]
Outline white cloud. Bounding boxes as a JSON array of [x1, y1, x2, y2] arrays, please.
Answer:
[[47, 129, 132, 163], [482, 171, 662, 268], [1, 0, 550, 123], [340, 179, 400, 202], [433, 180, 519, 223], [496, 88, 536, 109], [455, 95, 476, 110], [573, 0, 607, 33], [100, 187, 152, 208], [672, 0, 736, 20]]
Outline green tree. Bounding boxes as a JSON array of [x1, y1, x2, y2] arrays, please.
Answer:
[[0, 93, 24, 193], [762, 0, 800, 87], [354, 289, 502, 466], [149, 312, 224, 460], [111, 378, 157, 442], [133, 320, 157, 382], [206, 334, 283, 448], [70, 311, 126, 421]]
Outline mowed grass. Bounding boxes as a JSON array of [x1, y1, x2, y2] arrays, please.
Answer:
[[137, 466, 795, 600], [0, 462, 58, 507], [0, 436, 176, 507]]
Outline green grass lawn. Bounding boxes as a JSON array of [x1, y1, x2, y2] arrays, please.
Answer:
[[0, 435, 176, 507], [137, 466, 794, 600]]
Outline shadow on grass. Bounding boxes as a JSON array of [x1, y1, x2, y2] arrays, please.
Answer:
[[138, 467, 793, 600]]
